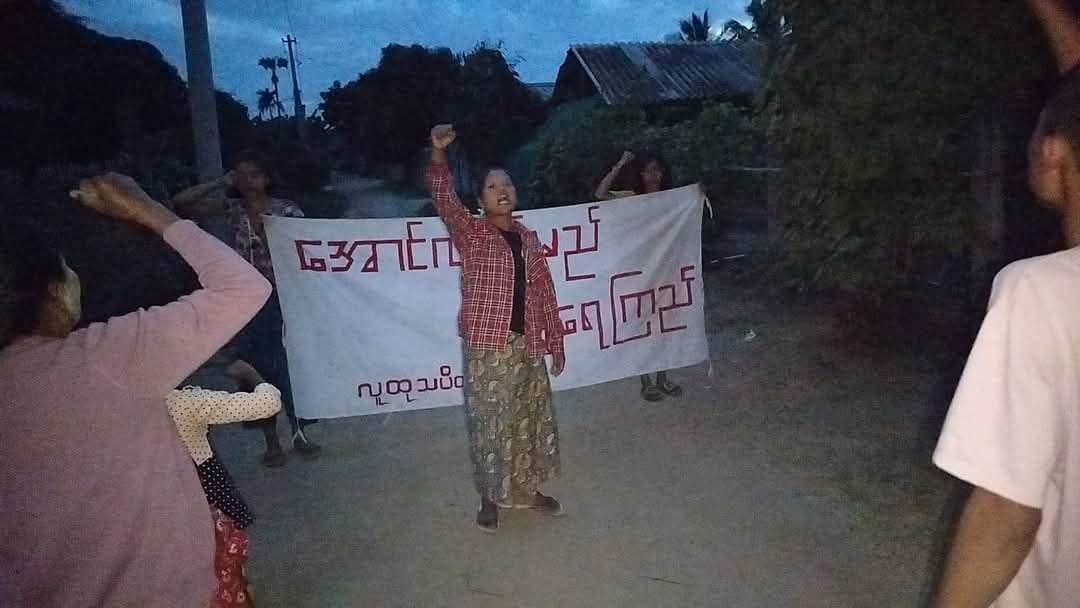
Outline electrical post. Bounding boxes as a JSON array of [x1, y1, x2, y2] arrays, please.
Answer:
[[283, 34, 306, 138], [180, 0, 223, 181]]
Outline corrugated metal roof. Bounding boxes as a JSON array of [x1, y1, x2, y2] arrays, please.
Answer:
[[561, 41, 760, 105]]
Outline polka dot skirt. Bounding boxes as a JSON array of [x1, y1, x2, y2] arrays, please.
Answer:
[[198, 457, 254, 529]]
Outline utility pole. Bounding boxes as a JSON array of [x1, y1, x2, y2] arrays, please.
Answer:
[[283, 34, 306, 138], [180, 0, 222, 181]]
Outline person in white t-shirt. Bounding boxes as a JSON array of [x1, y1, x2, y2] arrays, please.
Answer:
[[932, 2, 1080, 606]]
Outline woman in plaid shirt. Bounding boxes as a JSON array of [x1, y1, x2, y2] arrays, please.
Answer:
[[428, 124, 567, 533]]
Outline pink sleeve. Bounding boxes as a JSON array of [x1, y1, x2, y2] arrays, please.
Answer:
[[933, 265, 1067, 508], [78, 221, 272, 398]]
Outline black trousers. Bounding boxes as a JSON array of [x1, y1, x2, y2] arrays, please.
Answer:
[[233, 292, 313, 433]]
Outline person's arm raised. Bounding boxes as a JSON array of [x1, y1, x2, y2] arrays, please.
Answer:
[[426, 124, 477, 249], [71, 174, 272, 398], [594, 150, 633, 201], [1027, 0, 1080, 72], [172, 172, 233, 218]]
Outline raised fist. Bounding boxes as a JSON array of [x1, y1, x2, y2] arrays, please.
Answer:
[[431, 124, 456, 150]]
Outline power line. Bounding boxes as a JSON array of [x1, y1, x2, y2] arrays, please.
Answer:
[[261, 0, 276, 27], [280, 0, 296, 35]]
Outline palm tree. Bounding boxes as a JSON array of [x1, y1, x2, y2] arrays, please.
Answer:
[[679, 10, 712, 42], [256, 88, 276, 120], [722, 1, 788, 47], [258, 56, 289, 116], [722, 19, 752, 42]]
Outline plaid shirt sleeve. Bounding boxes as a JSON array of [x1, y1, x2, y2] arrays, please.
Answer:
[[528, 239, 565, 355], [427, 161, 476, 249]]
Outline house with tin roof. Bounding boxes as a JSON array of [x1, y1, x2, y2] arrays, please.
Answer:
[[550, 41, 761, 106]]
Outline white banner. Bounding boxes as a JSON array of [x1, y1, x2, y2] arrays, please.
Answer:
[[266, 185, 709, 418]]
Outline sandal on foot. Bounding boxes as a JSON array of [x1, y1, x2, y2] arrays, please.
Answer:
[[292, 430, 322, 461], [641, 384, 664, 402], [477, 503, 499, 533], [530, 493, 565, 517], [658, 380, 683, 397], [261, 444, 286, 468]]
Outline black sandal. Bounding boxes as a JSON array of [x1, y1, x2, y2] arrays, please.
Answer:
[[658, 380, 683, 397], [641, 384, 664, 402], [260, 442, 287, 468], [530, 493, 565, 517]]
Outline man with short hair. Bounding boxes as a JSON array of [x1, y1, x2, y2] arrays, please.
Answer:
[[932, 2, 1080, 606]]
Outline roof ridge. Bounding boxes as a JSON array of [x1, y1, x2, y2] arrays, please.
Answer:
[[569, 40, 733, 50]]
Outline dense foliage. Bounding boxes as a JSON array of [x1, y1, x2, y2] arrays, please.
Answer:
[[527, 101, 761, 220], [1, 1, 253, 193], [320, 43, 547, 174], [762, 0, 1058, 300], [0, 2, 333, 325]]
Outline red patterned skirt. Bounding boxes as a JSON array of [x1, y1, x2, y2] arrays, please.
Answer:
[[210, 507, 252, 608]]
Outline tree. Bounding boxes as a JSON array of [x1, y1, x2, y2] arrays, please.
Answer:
[[722, 1, 787, 48], [448, 43, 549, 171], [680, 10, 713, 42], [718, 0, 791, 243], [320, 43, 546, 174], [762, 0, 1055, 310], [529, 101, 758, 209], [0, 0, 253, 192], [256, 88, 276, 120], [722, 20, 751, 42], [258, 56, 289, 117]]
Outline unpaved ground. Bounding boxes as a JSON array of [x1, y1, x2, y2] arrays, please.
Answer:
[[198, 269, 957, 607], [330, 172, 430, 219]]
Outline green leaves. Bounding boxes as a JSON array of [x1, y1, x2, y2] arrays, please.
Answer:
[[525, 100, 761, 212], [319, 43, 546, 167], [765, 0, 1055, 303]]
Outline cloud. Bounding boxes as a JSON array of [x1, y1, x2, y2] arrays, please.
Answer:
[[71, 0, 280, 45], [61, 0, 748, 108], [207, 12, 282, 46]]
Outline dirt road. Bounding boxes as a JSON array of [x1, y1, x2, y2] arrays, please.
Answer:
[[189, 191, 958, 606]]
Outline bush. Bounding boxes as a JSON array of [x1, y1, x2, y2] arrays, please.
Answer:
[[528, 104, 653, 206], [528, 101, 762, 222], [505, 99, 600, 207], [764, 0, 1055, 305]]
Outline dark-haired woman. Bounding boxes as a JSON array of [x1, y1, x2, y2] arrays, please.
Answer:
[[595, 149, 684, 402], [0, 174, 272, 606], [174, 151, 322, 466], [428, 124, 567, 533]]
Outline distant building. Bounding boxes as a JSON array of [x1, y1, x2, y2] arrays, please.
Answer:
[[551, 41, 761, 106], [526, 82, 556, 101]]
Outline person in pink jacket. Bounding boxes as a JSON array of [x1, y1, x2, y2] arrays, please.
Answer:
[[0, 174, 271, 607]]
